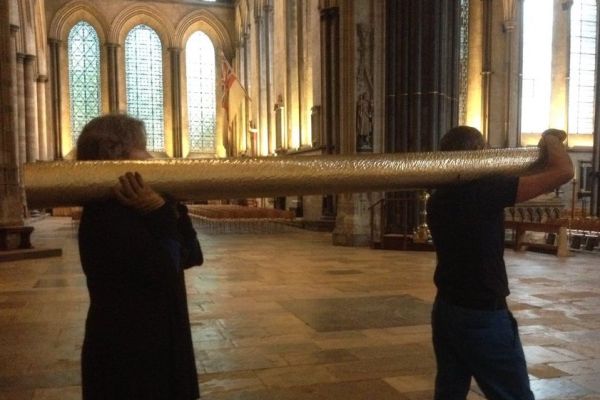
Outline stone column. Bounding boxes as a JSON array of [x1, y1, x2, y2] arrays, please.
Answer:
[[106, 43, 120, 113], [318, 4, 340, 222], [243, 32, 251, 154], [299, 0, 311, 148], [264, 4, 275, 154], [16, 53, 26, 165], [481, 0, 493, 141], [319, 5, 340, 155], [0, 1, 31, 250], [24, 55, 39, 162], [169, 47, 182, 158], [9, 25, 19, 166], [255, 12, 267, 155], [549, 0, 571, 131], [37, 75, 48, 160], [48, 39, 62, 159], [237, 39, 247, 153], [286, 0, 301, 150], [384, 0, 461, 240], [502, 0, 522, 147], [1, 2, 22, 229]]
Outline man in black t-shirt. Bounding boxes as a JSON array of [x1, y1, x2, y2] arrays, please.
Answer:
[[427, 126, 573, 400]]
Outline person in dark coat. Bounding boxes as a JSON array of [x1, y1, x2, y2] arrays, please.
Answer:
[[76, 114, 202, 400]]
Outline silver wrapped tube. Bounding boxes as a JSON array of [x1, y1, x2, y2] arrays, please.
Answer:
[[23, 147, 542, 208]]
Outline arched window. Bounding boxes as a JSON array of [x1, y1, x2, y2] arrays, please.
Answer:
[[125, 24, 164, 152], [68, 21, 101, 143], [569, 0, 597, 135], [185, 31, 216, 152], [520, 0, 553, 134]]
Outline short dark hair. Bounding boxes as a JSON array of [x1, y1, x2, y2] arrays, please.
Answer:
[[76, 114, 147, 160], [439, 125, 486, 151]]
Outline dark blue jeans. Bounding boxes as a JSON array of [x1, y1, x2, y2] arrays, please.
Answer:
[[431, 298, 534, 400]]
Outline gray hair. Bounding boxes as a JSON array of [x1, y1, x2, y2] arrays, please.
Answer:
[[76, 114, 147, 160]]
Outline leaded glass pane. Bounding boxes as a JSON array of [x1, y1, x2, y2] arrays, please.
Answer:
[[125, 24, 164, 152], [458, 0, 469, 125], [569, 0, 597, 134], [521, 0, 553, 134], [68, 21, 101, 144], [186, 31, 216, 152]]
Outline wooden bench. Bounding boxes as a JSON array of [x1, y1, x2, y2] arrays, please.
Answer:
[[504, 220, 569, 257]]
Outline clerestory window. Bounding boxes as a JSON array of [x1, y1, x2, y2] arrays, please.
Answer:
[[125, 24, 165, 152], [68, 21, 101, 144]]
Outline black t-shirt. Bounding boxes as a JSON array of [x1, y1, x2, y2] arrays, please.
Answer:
[[426, 175, 519, 304]]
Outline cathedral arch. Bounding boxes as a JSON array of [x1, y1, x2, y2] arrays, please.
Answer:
[[48, 0, 109, 158], [111, 5, 174, 156]]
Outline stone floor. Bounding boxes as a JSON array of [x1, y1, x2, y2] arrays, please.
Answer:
[[0, 217, 599, 400]]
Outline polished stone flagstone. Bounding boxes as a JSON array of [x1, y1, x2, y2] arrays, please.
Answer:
[[0, 217, 599, 399]]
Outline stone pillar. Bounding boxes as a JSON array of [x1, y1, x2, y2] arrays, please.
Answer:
[[255, 12, 267, 155], [106, 43, 120, 113], [549, 0, 571, 132], [384, 0, 461, 238], [502, 0, 522, 147], [9, 25, 19, 166], [332, 0, 379, 247], [37, 75, 48, 160], [319, 6, 340, 155], [49, 39, 62, 160], [24, 55, 39, 162], [481, 0, 493, 142], [264, 4, 275, 154], [465, 0, 484, 131], [287, 0, 301, 150], [236, 39, 247, 153], [299, 0, 311, 148], [1, 3, 22, 227], [169, 47, 182, 158], [16, 53, 26, 165], [243, 32, 251, 154], [0, 1, 29, 248]]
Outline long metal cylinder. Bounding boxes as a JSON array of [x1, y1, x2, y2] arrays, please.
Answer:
[[23, 147, 543, 208]]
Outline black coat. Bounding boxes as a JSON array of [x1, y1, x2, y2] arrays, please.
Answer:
[[78, 200, 202, 400]]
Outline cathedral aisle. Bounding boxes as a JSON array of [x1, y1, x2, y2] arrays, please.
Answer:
[[0, 217, 599, 400]]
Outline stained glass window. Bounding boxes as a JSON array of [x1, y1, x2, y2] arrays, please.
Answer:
[[569, 0, 597, 134], [520, 0, 553, 134], [185, 31, 216, 152], [68, 21, 101, 144], [458, 0, 469, 125], [125, 24, 164, 152]]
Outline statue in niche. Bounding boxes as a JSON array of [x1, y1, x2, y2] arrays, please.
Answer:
[[356, 91, 373, 152], [356, 23, 374, 152]]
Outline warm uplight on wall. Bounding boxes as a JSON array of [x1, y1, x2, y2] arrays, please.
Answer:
[[465, 98, 482, 133], [290, 125, 300, 150]]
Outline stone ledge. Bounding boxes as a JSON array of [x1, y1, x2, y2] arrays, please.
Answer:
[[0, 248, 62, 262]]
